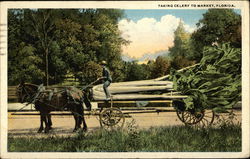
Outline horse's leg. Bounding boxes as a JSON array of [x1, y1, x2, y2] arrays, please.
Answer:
[[44, 112, 50, 133], [37, 113, 44, 133], [79, 105, 87, 132], [72, 105, 80, 132], [73, 113, 80, 132], [78, 115, 82, 129], [82, 115, 87, 132], [48, 113, 52, 130], [77, 104, 83, 129]]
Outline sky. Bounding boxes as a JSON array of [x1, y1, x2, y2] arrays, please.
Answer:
[[118, 9, 240, 62]]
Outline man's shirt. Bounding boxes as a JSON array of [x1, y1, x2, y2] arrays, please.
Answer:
[[102, 66, 112, 82]]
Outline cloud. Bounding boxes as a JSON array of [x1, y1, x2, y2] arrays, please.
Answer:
[[118, 14, 195, 59]]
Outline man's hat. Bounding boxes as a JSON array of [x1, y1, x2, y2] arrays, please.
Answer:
[[101, 60, 107, 65]]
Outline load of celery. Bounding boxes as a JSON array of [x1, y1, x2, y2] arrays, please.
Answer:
[[170, 43, 241, 112]]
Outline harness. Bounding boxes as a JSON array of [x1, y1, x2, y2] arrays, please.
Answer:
[[16, 84, 87, 117]]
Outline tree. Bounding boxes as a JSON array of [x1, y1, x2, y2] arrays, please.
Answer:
[[77, 61, 102, 84], [190, 9, 241, 62], [150, 56, 171, 79], [8, 42, 44, 85], [168, 21, 195, 69], [57, 9, 128, 83], [8, 10, 44, 85], [26, 9, 57, 86], [8, 9, 128, 85], [169, 20, 191, 58], [124, 61, 149, 81], [171, 56, 195, 70], [48, 41, 68, 84], [90, 10, 128, 82], [54, 17, 84, 83]]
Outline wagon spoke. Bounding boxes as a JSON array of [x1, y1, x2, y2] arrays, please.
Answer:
[[201, 118, 209, 125], [99, 108, 125, 130]]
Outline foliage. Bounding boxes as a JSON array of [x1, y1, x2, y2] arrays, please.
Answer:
[[150, 56, 171, 78], [8, 10, 42, 85], [170, 55, 195, 71], [8, 9, 242, 85], [124, 61, 150, 81], [169, 21, 191, 58], [27, 9, 58, 86], [8, 9, 127, 86], [190, 9, 241, 62], [77, 61, 102, 84], [8, 124, 241, 152], [123, 56, 172, 81], [168, 21, 196, 69], [92, 11, 128, 82], [170, 43, 241, 112], [8, 42, 44, 84]]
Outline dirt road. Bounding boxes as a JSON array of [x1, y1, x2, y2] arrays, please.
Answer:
[[8, 109, 242, 138]]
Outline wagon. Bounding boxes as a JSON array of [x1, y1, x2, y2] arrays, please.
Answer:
[[12, 65, 215, 131], [93, 95, 215, 130], [87, 68, 215, 129]]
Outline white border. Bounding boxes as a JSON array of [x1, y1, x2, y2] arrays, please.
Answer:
[[0, 1, 249, 158]]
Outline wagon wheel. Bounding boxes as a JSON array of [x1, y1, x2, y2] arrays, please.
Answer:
[[176, 109, 214, 126], [99, 107, 125, 130], [195, 109, 215, 127]]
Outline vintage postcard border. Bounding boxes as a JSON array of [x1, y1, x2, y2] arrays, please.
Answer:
[[0, 1, 249, 158]]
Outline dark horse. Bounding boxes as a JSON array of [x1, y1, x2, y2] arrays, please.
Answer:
[[16, 82, 91, 133]]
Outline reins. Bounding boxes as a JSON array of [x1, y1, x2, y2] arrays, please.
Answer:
[[81, 79, 100, 91]]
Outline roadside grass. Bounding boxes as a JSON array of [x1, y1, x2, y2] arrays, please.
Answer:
[[8, 123, 241, 152]]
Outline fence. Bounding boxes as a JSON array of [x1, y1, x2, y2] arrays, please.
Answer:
[[8, 86, 18, 103]]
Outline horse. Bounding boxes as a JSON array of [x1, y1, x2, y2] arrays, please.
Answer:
[[16, 82, 91, 133]]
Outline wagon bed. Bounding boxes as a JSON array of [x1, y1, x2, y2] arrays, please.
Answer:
[[92, 94, 215, 130]]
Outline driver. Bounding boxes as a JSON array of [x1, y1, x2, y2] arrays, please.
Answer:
[[99, 61, 112, 100]]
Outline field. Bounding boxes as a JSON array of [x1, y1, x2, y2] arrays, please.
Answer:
[[8, 109, 242, 152], [8, 124, 241, 152]]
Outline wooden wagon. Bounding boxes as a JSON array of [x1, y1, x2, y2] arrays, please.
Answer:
[[87, 73, 215, 129]]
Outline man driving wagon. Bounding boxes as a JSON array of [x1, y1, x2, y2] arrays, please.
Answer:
[[98, 60, 112, 101]]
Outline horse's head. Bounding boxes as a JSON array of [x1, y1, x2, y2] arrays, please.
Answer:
[[16, 82, 39, 103]]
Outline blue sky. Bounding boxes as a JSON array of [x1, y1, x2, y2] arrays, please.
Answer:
[[119, 9, 241, 62], [124, 9, 207, 28], [123, 9, 241, 28]]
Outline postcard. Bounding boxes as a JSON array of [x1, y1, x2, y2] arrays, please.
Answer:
[[0, 1, 249, 158]]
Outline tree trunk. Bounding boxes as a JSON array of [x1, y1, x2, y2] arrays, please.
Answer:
[[45, 48, 49, 86]]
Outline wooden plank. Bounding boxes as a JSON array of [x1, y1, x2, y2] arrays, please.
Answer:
[[109, 80, 173, 86], [8, 88, 17, 91], [97, 100, 172, 103], [93, 85, 173, 94], [8, 86, 18, 102], [8, 95, 18, 99], [93, 94, 187, 101], [8, 93, 16, 95], [98, 102, 172, 108]]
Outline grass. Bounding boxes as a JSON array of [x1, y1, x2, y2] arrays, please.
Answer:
[[8, 123, 241, 152]]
